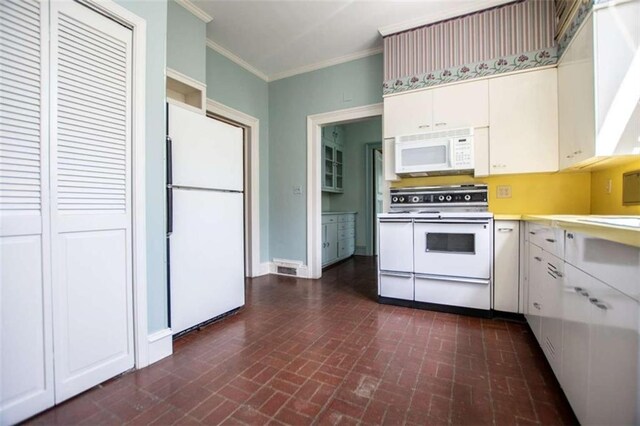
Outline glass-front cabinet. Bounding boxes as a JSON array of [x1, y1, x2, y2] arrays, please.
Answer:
[[321, 126, 344, 193]]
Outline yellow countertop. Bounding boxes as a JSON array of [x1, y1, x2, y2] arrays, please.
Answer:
[[521, 215, 640, 248]]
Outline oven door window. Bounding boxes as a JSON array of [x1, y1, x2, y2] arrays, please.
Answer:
[[425, 232, 475, 254]]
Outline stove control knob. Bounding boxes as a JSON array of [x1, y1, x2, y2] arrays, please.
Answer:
[[464, 194, 471, 201], [411, 196, 420, 203], [392, 196, 398, 202], [438, 195, 445, 202], [445, 195, 452, 202], [399, 196, 405, 202]]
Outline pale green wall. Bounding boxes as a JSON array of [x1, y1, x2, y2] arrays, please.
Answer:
[[268, 54, 383, 262], [166, 0, 206, 83], [330, 118, 382, 254], [113, 0, 168, 333], [206, 48, 270, 262]]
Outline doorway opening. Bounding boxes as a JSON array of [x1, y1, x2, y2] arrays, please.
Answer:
[[307, 103, 384, 279]]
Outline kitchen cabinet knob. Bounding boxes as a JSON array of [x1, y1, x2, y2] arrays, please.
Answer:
[[567, 233, 574, 239], [418, 124, 430, 129], [574, 150, 582, 155], [533, 302, 541, 310], [529, 231, 536, 235], [435, 122, 446, 127], [555, 271, 563, 278], [566, 155, 573, 159], [534, 256, 542, 261], [589, 298, 608, 310], [545, 238, 556, 243], [497, 228, 513, 232]]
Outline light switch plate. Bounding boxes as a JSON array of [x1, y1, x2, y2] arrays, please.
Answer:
[[293, 185, 303, 195], [496, 185, 512, 199]]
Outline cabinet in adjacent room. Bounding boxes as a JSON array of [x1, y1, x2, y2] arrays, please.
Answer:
[[322, 134, 344, 193], [322, 213, 356, 266]]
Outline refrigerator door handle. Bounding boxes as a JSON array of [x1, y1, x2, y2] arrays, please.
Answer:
[[166, 135, 173, 236]]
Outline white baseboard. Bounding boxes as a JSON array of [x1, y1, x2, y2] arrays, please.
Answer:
[[147, 328, 173, 365], [255, 262, 270, 276]]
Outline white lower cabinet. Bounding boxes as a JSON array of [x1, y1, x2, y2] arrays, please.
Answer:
[[493, 221, 520, 312], [322, 213, 356, 267], [524, 222, 640, 425]]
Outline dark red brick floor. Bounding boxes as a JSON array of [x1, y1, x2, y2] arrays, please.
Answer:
[[27, 256, 577, 425]]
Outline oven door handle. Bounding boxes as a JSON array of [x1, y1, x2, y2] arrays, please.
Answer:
[[414, 219, 491, 224], [414, 274, 490, 285]]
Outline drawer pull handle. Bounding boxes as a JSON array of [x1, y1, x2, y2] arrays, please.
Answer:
[[574, 287, 589, 297], [534, 256, 542, 261], [497, 228, 513, 232], [567, 233, 574, 239], [529, 231, 536, 235], [418, 124, 430, 129], [589, 298, 608, 310], [533, 302, 541, 310], [545, 238, 556, 243]]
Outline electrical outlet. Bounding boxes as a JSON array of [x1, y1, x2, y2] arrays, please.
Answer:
[[293, 185, 303, 195], [496, 185, 512, 199]]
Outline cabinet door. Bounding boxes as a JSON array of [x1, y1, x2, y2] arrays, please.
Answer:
[[489, 68, 559, 174], [558, 16, 595, 169], [326, 222, 338, 264], [432, 79, 489, 130], [561, 264, 592, 424], [322, 143, 335, 191], [383, 90, 433, 138], [540, 252, 564, 377], [321, 224, 329, 265], [493, 221, 520, 313], [526, 243, 544, 343], [586, 279, 639, 425], [334, 147, 343, 193]]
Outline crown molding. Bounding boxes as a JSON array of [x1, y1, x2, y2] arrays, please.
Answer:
[[269, 46, 383, 82], [378, 0, 512, 36], [174, 0, 213, 23], [206, 39, 269, 82]]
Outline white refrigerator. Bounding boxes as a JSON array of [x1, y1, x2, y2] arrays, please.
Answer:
[[167, 104, 245, 335]]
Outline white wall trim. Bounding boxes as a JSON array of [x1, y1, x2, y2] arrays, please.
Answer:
[[206, 39, 269, 82], [166, 67, 206, 91], [206, 98, 262, 278], [269, 47, 383, 82], [306, 103, 383, 279], [259, 262, 271, 276], [84, 0, 152, 369], [174, 0, 213, 23], [377, 0, 512, 36], [147, 328, 173, 364]]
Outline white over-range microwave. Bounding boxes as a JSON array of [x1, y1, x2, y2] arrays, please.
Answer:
[[394, 128, 474, 176]]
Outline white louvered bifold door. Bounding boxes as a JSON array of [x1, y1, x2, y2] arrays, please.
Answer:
[[0, 0, 55, 424], [49, 1, 134, 403]]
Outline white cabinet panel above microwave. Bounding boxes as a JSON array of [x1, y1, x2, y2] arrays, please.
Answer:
[[432, 79, 489, 130], [383, 90, 433, 138]]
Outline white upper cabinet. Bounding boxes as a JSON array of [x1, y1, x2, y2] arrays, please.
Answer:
[[489, 68, 559, 175], [383, 89, 433, 138], [558, 1, 640, 169], [432, 80, 489, 130], [383, 80, 488, 139]]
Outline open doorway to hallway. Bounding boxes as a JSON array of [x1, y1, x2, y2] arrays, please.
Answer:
[[320, 117, 382, 268]]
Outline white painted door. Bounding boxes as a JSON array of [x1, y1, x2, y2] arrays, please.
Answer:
[[0, 0, 55, 423], [49, 1, 134, 403]]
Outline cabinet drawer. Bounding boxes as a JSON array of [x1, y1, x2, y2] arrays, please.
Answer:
[[322, 215, 338, 224], [338, 239, 354, 258], [338, 221, 354, 231], [414, 274, 490, 310], [338, 214, 355, 223], [565, 231, 640, 301], [338, 228, 354, 240], [379, 272, 414, 300], [528, 223, 564, 257]]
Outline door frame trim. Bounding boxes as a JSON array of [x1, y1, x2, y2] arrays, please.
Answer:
[[83, 0, 150, 368], [306, 103, 383, 279], [364, 142, 383, 256], [206, 98, 262, 277]]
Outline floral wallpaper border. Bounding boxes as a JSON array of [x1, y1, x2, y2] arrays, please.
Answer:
[[557, 0, 594, 58], [382, 47, 558, 95]]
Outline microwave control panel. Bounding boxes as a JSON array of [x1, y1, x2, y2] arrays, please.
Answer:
[[452, 138, 473, 168]]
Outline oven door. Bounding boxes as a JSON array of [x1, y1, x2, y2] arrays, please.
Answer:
[[413, 219, 491, 279]]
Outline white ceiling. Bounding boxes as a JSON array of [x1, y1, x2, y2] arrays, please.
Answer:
[[193, 0, 513, 81]]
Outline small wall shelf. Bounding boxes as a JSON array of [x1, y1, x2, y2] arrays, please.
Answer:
[[166, 68, 206, 114]]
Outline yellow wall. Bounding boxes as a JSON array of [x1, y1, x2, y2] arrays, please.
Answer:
[[591, 159, 640, 215], [393, 172, 592, 215]]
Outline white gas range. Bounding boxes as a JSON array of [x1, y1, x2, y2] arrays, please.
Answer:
[[377, 184, 493, 315]]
